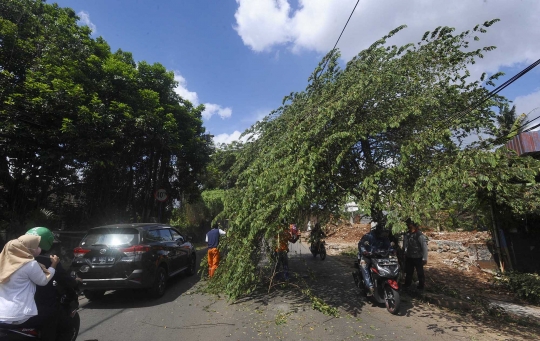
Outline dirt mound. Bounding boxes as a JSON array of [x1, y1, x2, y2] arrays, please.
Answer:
[[323, 221, 521, 303]]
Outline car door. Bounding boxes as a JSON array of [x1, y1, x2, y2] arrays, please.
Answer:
[[155, 229, 181, 274], [170, 228, 190, 269]]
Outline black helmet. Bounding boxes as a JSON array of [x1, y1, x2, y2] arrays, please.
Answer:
[[371, 221, 389, 238], [405, 218, 418, 228]]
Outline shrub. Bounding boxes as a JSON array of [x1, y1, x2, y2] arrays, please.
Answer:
[[499, 272, 540, 305]]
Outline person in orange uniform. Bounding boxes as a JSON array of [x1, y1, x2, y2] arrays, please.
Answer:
[[206, 224, 226, 278], [274, 222, 299, 280]]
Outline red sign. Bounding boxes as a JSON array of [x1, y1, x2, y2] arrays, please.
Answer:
[[154, 189, 168, 202]]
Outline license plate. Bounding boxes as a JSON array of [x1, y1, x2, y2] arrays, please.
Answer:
[[92, 257, 115, 264]]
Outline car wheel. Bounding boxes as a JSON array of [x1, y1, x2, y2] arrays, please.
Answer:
[[149, 266, 167, 298], [84, 290, 105, 301], [185, 255, 197, 276]]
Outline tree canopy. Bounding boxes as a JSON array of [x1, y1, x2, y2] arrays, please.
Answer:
[[0, 0, 211, 230], [208, 20, 540, 299]]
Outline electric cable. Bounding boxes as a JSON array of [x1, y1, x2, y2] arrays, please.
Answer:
[[434, 58, 540, 133], [317, 0, 361, 78]]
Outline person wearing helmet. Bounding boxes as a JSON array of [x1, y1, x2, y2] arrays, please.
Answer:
[[0, 233, 59, 327], [357, 221, 392, 296], [309, 222, 326, 253], [18, 227, 79, 341]]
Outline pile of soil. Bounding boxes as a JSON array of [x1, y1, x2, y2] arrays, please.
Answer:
[[322, 221, 520, 303]]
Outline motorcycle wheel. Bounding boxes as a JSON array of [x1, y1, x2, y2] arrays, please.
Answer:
[[383, 284, 401, 315], [70, 312, 80, 341], [319, 247, 326, 260]]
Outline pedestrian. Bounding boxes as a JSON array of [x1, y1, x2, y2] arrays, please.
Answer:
[[206, 223, 226, 278], [0, 234, 59, 326], [403, 219, 428, 291]]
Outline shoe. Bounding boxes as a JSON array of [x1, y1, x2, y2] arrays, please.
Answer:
[[366, 287, 375, 296]]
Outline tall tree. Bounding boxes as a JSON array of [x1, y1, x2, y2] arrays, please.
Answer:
[[208, 21, 540, 299], [0, 1, 211, 230], [493, 104, 526, 140]]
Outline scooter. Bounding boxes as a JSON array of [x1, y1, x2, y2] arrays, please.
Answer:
[[353, 249, 401, 315], [0, 282, 80, 340]]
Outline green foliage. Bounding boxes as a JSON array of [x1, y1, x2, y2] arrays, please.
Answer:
[[274, 310, 291, 325], [498, 272, 540, 305], [302, 289, 340, 317], [205, 20, 540, 300], [490, 104, 526, 140], [0, 0, 211, 230], [169, 189, 225, 240]]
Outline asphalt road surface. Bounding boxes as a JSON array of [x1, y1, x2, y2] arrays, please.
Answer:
[[76, 242, 536, 341]]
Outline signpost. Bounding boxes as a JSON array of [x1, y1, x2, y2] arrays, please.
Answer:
[[154, 189, 168, 222], [345, 202, 359, 224]]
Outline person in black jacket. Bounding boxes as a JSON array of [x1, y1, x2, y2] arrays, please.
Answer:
[[403, 219, 428, 291]]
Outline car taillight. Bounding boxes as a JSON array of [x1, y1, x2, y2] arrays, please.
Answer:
[[73, 247, 90, 258], [120, 245, 151, 257]]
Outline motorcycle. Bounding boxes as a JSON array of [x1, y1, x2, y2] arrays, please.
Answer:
[[0, 282, 80, 340], [310, 239, 327, 260], [352, 249, 401, 315]]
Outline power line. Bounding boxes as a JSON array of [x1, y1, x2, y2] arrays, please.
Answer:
[[434, 58, 540, 134], [317, 0, 361, 77]]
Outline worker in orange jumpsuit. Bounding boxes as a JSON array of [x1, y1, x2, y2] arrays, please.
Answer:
[[206, 224, 226, 278], [274, 222, 299, 280]]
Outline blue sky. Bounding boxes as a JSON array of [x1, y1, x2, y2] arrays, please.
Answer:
[[52, 0, 540, 144]]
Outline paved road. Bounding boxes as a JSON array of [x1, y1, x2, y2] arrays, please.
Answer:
[[76, 243, 537, 341]]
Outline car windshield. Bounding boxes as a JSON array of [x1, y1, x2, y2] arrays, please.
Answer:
[[81, 228, 139, 247]]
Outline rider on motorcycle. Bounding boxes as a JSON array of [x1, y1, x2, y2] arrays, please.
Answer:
[[309, 223, 326, 252], [24, 227, 80, 341], [358, 221, 392, 296]]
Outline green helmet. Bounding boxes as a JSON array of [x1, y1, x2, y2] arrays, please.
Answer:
[[26, 227, 54, 251]]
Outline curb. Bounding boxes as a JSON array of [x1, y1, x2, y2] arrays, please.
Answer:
[[412, 291, 540, 328]]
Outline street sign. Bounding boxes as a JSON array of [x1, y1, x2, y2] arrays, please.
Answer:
[[154, 189, 168, 202], [345, 202, 358, 212]]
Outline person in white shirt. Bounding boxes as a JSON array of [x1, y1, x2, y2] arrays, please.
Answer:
[[0, 235, 59, 325]]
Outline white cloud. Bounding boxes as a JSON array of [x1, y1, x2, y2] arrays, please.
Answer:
[[514, 89, 540, 119], [213, 130, 258, 145], [77, 11, 97, 34], [234, 0, 540, 74], [202, 103, 232, 120], [173, 72, 232, 120], [173, 73, 199, 104], [213, 131, 244, 145]]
